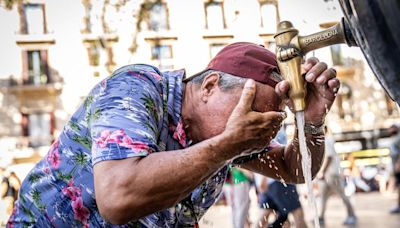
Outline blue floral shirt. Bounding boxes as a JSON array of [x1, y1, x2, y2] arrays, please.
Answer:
[[8, 64, 278, 228], [8, 64, 230, 228]]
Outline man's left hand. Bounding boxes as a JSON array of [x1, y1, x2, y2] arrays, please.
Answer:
[[275, 57, 340, 124]]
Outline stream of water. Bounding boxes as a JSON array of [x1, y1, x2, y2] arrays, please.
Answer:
[[295, 111, 320, 228]]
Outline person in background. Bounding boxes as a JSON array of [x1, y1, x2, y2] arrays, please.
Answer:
[[318, 126, 357, 225], [255, 127, 307, 228], [1, 169, 21, 223], [388, 124, 400, 214], [225, 167, 253, 228], [1, 166, 8, 225]]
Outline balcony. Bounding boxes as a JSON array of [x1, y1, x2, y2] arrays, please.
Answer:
[[15, 33, 55, 48], [82, 33, 118, 44], [202, 28, 234, 40], [7, 82, 62, 113]]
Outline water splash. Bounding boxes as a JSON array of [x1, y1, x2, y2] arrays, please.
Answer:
[[296, 111, 320, 228]]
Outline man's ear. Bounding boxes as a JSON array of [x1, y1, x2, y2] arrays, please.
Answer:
[[200, 72, 220, 102]]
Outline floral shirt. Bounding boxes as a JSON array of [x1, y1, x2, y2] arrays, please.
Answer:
[[8, 64, 277, 228]]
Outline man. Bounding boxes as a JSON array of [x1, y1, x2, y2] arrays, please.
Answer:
[[318, 126, 357, 225], [8, 42, 339, 227]]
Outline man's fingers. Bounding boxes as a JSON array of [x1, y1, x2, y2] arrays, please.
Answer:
[[305, 62, 328, 82], [328, 78, 340, 92], [315, 68, 336, 85], [261, 111, 287, 125], [275, 80, 290, 98], [303, 57, 319, 71], [235, 79, 256, 113]]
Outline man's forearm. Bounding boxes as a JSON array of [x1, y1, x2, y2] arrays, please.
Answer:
[[240, 131, 325, 184], [94, 133, 235, 224], [284, 130, 325, 183]]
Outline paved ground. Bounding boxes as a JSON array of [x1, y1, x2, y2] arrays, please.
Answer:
[[200, 191, 400, 228]]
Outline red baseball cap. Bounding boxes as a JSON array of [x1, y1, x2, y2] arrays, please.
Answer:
[[186, 42, 281, 88]]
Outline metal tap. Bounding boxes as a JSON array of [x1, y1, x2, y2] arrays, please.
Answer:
[[274, 18, 357, 111]]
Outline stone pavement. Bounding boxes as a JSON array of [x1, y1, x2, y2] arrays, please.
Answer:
[[200, 191, 400, 228]]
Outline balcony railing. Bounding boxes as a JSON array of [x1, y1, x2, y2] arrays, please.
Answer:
[[15, 33, 55, 46]]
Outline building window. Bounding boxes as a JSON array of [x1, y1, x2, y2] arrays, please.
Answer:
[[81, 0, 93, 34], [149, 1, 169, 31], [209, 43, 226, 58], [87, 44, 100, 66], [23, 3, 46, 34], [330, 45, 344, 66], [105, 46, 116, 73], [151, 44, 172, 60], [264, 41, 276, 52], [336, 82, 353, 119], [137, 1, 170, 32], [205, 1, 225, 30], [21, 112, 53, 147], [24, 50, 49, 85], [260, 1, 278, 33], [151, 44, 173, 70]]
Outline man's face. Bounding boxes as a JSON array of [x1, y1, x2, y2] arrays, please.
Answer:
[[196, 76, 284, 141]]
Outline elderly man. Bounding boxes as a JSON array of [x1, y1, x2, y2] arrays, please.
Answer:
[[8, 42, 339, 227]]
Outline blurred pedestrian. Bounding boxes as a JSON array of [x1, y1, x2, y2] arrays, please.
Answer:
[[224, 167, 253, 228], [346, 154, 370, 193], [388, 124, 400, 213], [318, 127, 357, 225], [255, 175, 307, 228], [1, 166, 8, 225], [1, 169, 21, 223], [255, 127, 307, 228]]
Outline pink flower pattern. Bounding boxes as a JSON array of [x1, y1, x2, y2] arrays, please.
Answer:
[[71, 197, 90, 226], [95, 129, 152, 152], [149, 72, 162, 81], [42, 166, 51, 174], [101, 79, 107, 89], [127, 71, 148, 80], [172, 121, 187, 147], [47, 140, 61, 169], [62, 179, 81, 201]]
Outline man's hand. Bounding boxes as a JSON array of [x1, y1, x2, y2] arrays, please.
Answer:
[[317, 172, 326, 180], [224, 79, 287, 155], [275, 57, 340, 124]]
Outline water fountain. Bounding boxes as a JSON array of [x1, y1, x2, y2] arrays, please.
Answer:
[[272, 0, 400, 226], [273, 18, 357, 227]]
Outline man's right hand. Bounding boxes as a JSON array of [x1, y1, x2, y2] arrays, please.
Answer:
[[223, 79, 286, 156]]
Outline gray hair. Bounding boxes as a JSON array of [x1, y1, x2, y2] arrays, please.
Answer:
[[190, 69, 247, 91]]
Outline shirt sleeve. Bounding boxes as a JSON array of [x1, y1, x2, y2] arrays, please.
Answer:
[[325, 136, 335, 158], [89, 67, 164, 165]]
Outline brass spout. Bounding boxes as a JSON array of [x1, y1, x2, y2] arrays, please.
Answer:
[[274, 21, 306, 111], [274, 18, 357, 112]]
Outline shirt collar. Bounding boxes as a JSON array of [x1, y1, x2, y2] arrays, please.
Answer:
[[163, 69, 188, 148]]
